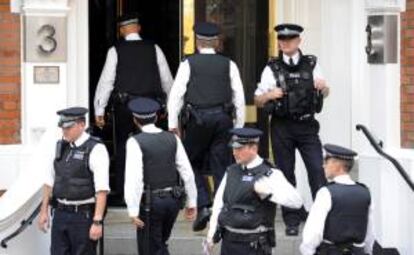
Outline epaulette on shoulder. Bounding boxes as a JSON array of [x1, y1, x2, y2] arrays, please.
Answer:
[[262, 159, 276, 177], [264, 169, 273, 177], [356, 182, 369, 189], [325, 181, 336, 187], [304, 55, 317, 68], [267, 57, 282, 72], [268, 56, 280, 65]]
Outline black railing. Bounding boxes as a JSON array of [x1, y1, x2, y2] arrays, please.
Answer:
[[1, 203, 41, 248], [1, 203, 105, 255], [356, 124, 414, 192]]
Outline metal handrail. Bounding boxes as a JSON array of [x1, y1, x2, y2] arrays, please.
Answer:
[[1, 203, 41, 248], [0, 202, 105, 255], [356, 124, 414, 192]]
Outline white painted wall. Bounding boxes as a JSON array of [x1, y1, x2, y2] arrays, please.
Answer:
[[359, 150, 414, 254], [1, 0, 87, 253], [277, 3, 414, 254], [277, 0, 358, 207], [0, 0, 89, 190]]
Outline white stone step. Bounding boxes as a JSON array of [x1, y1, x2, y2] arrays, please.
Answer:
[[103, 208, 302, 255]]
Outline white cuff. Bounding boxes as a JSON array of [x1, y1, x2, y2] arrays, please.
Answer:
[[95, 108, 105, 117], [127, 207, 139, 218]]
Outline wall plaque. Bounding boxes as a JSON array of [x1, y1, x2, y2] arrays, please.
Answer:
[[33, 66, 60, 84]]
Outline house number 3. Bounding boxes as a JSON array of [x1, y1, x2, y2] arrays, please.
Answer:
[[37, 24, 57, 54]]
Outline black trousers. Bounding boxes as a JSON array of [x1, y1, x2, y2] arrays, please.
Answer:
[[183, 111, 233, 208], [270, 117, 326, 226], [51, 209, 96, 255], [113, 102, 135, 196], [137, 195, 181, 255]]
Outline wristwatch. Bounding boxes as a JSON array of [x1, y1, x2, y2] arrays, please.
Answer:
[[92, 220, 103, 226]]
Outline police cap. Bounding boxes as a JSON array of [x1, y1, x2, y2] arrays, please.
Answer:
[[324, 144, 358, 161], [229, 128, 263, 148], [194, 22, 220, 40], [128, 97, 160, 119], [118, 13, 140, 27], [57, 107, 88, 128], [274, 23, 303, 40]]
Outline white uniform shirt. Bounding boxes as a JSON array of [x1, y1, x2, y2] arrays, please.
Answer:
[[45, 131, 111, 203], [94, 33, 174, 116], [207, 155, 303, 242], [167, 48, 245, 129], [255, 51, 325, 96], [124, 124, 197, 217], [300, 174, 375, 255]]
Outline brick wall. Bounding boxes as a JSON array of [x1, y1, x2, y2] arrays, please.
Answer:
[[0, 0, 20, 144]]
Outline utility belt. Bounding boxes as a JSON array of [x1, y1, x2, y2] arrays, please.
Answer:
[[54, 201, 95, 214], [112, 91, 136, 105], [213, 225, 275, 245], [221, 227, 274, 254], [283, 113, 314, 122], [316, 241, 366, 255], [180, 103, 234, 127], [143, 186, 185, 199]]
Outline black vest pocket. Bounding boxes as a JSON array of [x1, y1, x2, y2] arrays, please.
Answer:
[[218, 204, 262, 229]]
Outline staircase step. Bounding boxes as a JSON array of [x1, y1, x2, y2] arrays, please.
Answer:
[[104, 208, 302, 255]]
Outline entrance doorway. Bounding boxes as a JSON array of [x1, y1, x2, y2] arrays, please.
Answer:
[[88, 0, 180, 205], [88, 0, 272, 205], [89, 0, 180, 119]]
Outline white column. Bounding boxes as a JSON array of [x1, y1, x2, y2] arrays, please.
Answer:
[[20, 0, 89, 145], [358, 1, 414, 254], [67, 0, 89, 108]]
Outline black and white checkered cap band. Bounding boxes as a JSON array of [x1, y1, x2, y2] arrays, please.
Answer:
[[325, 152, 355, 160], [278, 28, 300, 36], [232, 136, 260, 144], [196, 34, 219, 41], [120, 18, 139, 26], [133, 112, 157, 119]]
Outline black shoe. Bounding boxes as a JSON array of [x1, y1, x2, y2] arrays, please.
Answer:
[[192, 207, 211, 231], [285, 225, 299, 236]]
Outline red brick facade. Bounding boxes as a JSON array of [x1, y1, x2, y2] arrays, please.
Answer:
[[0, 0, 20, 144]]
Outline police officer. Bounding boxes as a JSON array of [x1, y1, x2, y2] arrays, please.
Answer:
[[94, 13, 174, 201], [300, 144, 374, 255], [206, 128, 303, 255], [124, 97, 198, 255], [38, 107, 110, 254], [254, 23, 330, 236], [168, 22, 245, 231]]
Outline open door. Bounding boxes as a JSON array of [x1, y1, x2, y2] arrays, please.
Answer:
[[89, 0, 180, 206]]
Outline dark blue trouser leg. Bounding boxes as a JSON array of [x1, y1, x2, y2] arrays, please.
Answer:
[[296, 122, 326, 198], [271, 118, 326, 226], [183, 112, 233, 208], [209, 113, 233, 191], [114, 103, 135, 197], [270, 118, 299, 226], [183, 117, 213, 208], [137, 196, 180, 255], [51, 209, 96, 255]]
